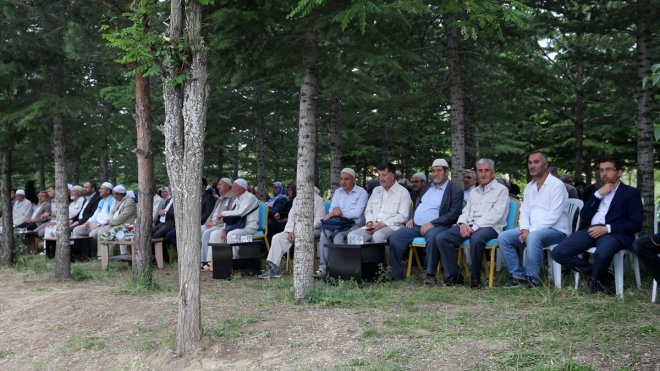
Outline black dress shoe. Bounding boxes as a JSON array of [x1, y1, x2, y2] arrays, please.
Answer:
[[470, 279, 481, 289], [587, 279, 614, 295], [443, 274, 465, 286]]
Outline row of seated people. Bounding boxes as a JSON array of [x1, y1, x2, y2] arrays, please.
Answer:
[[258, 153, 657, 296]]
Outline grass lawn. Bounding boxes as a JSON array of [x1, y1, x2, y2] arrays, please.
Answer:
[[0, 254, 657, 370]]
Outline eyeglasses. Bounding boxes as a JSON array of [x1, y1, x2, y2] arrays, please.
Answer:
[[597, 168, 618, 174]]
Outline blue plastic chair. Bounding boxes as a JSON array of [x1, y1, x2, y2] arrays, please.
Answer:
[[251, 201, 270, 251], [457, 198, 520, 287]]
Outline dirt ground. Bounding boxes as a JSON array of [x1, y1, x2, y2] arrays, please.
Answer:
[[0, 263, 658, 370]]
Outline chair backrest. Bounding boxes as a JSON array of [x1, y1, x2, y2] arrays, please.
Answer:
[[324, 200, 331, 215], [257, 202, 268, 231], [505, 198, 521, 231], [566, 198, 584, 234]]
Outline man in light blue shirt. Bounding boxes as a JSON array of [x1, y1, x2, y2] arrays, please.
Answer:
[[315, 168, 368, 277], [388, 159, 464, 280]]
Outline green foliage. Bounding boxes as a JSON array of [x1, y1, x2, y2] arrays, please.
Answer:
[[0, 349, 12, 359], [118, 273, 173, 296], [70, 265, 93, 281], [210, 316, 263, 338]]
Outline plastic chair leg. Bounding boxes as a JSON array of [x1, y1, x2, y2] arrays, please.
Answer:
[[652, 279, 658, 303], [551, 258, 562, 289], [614, 250, 624, 299]]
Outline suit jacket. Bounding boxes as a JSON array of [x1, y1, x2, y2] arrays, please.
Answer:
[[205, 191, 236, 225], [155, 198, 175, 227], [108, 197, 137, 226], [30, 202, 52, 226], [200, 190, 216, 224], [73, 192, 100, 224], [415, 180, 464, 227], [579, 182, 642, 249]]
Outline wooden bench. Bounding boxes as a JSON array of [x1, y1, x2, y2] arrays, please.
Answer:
[[43, 236, 94, 261], [98, 238, 164, 269]]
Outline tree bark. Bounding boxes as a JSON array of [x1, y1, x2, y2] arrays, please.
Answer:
[[70, 152, 80, 185], [635, 17, 654, 235], [232, 143, 239, 179], [446, 12, 465, 177], [39, 162, 45, 191], [329, 94, 341, 194], [293, 29, 318, 302], [161, 0, 208, 357], [255, 90, 267, 199], [1, 149, 12, 266], [133, 69, 154, 281], [574, 39, 585, 179], [53, 113, 70, 280], [100, 155, 109, 183], [217, 147, 224, 177]]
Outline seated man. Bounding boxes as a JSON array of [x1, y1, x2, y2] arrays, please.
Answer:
[[259, 186, 326, 278], [316, 168, 368, 277], [433, 159, 509, 287], [463, 169, 477, 201], [97, 185, 137, 254], [200, 178, 235, 270], [209, 178, 260, 259], [388, 159, 463, 281], [499, 151, 569, 288], [631, 233, 660, 303], [12, 189, 33, 229], [266, 181, 289, 244], [72, 182, 115, 243], [347, 162, 410, 245], [552, 156, 642, 294], [153, 186, 175, 238], [17, 190, 51, 232], [409, 172, 427, 205], [44, 185, 85, 239], [69, 182, 101, 232]]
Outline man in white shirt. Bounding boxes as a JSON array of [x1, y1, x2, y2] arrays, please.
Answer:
[[72, 182, 115, 240], [12, 189, 32, 228], [209, 178, 259, 259], [199, 178, 236, 270], [315, 168, 368, 277], [498, 151, 569, 288], [259, 186, 326, 279], [434, 159, 509, 288], [347, 162, 411, 246], [552, 156, 642, 294]]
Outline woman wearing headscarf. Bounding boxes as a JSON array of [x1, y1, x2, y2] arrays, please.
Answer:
[[266, 181, 289, 245]]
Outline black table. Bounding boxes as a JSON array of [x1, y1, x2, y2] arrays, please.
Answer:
[[210, 241, 263, 279], [326, 242, 387, 282]]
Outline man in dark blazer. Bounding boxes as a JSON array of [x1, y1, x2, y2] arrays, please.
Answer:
[[153, 187, 175, 238], [69, 181, 101, 231], [388, 158, 464, 281], [552, 156, 642, 293]]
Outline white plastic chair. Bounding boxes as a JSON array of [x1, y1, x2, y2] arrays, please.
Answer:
[[544, 198, 583, 289], [651, 202, 658, 303], [574, 248, 641, 299]]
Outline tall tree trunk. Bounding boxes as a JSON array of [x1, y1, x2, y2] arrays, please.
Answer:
[[574, 53, 585, 180], [217, 147, 224, 177], [1, 149, 13, 266], [446, 12, 465, 177], [635, 17, 654, 235], [255, 90, 267, 199], [53, 113, 70, 280], [161, 0, 208, 356], [329, 94, 341, 194], [464, 103, 476, 169], [134, 69, 154, 281], [70, 152, 80, 185], [381, 126, 389, 163], [293, 29, 318, 302], [232, 143, 239, 179], [100, 155, 109, 182]]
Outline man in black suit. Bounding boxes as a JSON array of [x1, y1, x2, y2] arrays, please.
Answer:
[[552, 156, 643, 293], [69, 181, 101, 231]]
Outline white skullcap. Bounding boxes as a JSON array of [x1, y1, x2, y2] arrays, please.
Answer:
[[67, 183, 73, 190], [15, 189, 25, 196], [340, 168, 356, 179], [432, 159, 449, 168], [234, 178, 248, 190], [113, 184, 127, 194], [412, 172, 427, 181], [101, 182, 114, 190], [220, 177, 233, 187]]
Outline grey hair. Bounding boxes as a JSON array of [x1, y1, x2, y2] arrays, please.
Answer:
[[475, 158, 495, 171]]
